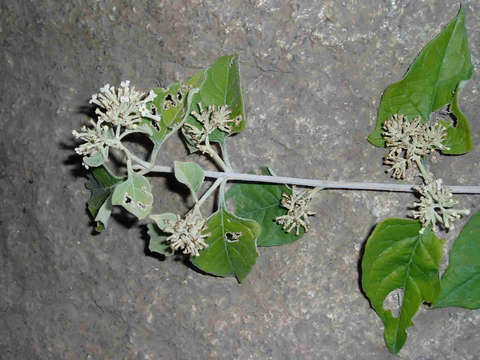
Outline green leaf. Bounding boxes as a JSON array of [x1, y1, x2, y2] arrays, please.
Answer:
[[226, 167, 304, 246], [173, 161, 204, 196], [191, 205, 260, 282], [83, 151, 105, 168], [141, 70, 205, 152], [86, 166, 123, 231], [94, 194, 113, 232], [441, 83, 473, 154], [183, 54, 245, 148], [361, 219, 444, 353], [368, 7, 473, 150], [150, 213, 178, 231], [111, 172, 153, 219], [147, 223, 173, 256], [434, 210, 480, 309]]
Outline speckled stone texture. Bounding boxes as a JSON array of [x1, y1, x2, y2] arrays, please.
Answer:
[[1, 0, 479, 359]]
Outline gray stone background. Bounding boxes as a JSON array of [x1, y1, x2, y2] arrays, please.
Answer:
[[1, 0, 479, 359]]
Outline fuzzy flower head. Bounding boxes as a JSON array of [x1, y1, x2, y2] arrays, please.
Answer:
[[89, 81, 156, 129], [382, 114, 449, 179], [164, 211, 210, 257], [275, 186, 316, 235], [72, 119, 118, 165], [183, 102, 242, 146], [411, 178, 470, 233]]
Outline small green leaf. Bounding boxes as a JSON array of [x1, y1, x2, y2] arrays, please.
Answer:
[[147, 223, 173, 256], [191, 205, 260, 282], [226, 167, 304, 246], [173, 161, 204, 196], [86, 166, 123, 230], [94, 194, 113, 231], [362, 219, 444, 353], [150, 213, 178, 232], [368, 7, 473, 150], [183, 54, 245, 147], [112, 172, 153, 219], [434, 210, 480, 309], [83, 151, 105, 168]]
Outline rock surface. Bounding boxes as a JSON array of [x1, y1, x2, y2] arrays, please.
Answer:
[[1, 0, 479, 359]]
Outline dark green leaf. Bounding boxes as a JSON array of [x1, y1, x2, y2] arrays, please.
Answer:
[[191, 205, 260, 282], [441, 84, 473, 154], [86, 166, 123, 230], [368, 7, 473, 151], [183, 54, 245, 148], [141, 70, 205, 153], [226, 167, 304, 246], [434, 210, 480, 309], [147, 223, 173, 256], [362, 219, 444, 353]]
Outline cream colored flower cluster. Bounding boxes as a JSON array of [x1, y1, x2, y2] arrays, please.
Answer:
[[275, 186, 316, 235]]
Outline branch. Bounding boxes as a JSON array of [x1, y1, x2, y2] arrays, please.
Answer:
[[148, 166, 480, 194]]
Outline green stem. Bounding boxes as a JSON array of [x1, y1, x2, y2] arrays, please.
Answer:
[[197, 177, 225, 207]]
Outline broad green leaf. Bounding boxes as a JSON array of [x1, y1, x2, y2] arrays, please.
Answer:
[[434, 210, 480, 309], [141, 70, 205, 152], [226, 167, 304, 246], [111, 172, 153, 219], [174, 161, 204, 196], [442, 83, 473, 154], [86, 166, 123, 231], [191, 205, 260, 282], [147, 223, 173, 256], [362, 219, 444, 353], [368, 7, 473, 152], [183, 54, 245, 148]]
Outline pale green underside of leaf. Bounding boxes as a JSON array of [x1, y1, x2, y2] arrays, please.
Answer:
[[183, 54, 245, 149], [174, 161, 204, 195], [147, 223, 173, 256], [111, 172, 153, 220], [434, 210, 480, 309], [191, 205, 260, 282], [226, 167, 304, 246], [368, 7, 473, 154], [362, 218, 443, 354], [86, 166, 123, 231]]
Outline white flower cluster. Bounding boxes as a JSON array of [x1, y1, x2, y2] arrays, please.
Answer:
[[89, 81, 156, 129], [72, 81, 158, 168], [383, 114, 449, 179], [183, 102, 242, 147], [275, 186, 316, 235], [411, 178, 470, 233], [164, 211, 210, 256], [72, 119, 116, 158]]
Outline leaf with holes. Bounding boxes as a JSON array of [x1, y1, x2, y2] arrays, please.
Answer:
[[226, 167, 304, 246], [174, 161, 204, 197], [111, 172, 153, 219], [191, 205, 260, 282], [361, 218, 444, 353], [86, 166, 123, 231], [368, 6, 473, 153], [141, 70, 205, 153], [434, 210, 480, 309], [182, 54, 245, 150]]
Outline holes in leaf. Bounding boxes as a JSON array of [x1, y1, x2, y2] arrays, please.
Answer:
[[151, 120, 161, 132], [225, 232, 242, 243], [383, 288, 404, 318], [163, 93, 177, 111], [124, 193, 133, 204], [176, 90, 183, 102], [150, 104, 157, 116]]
